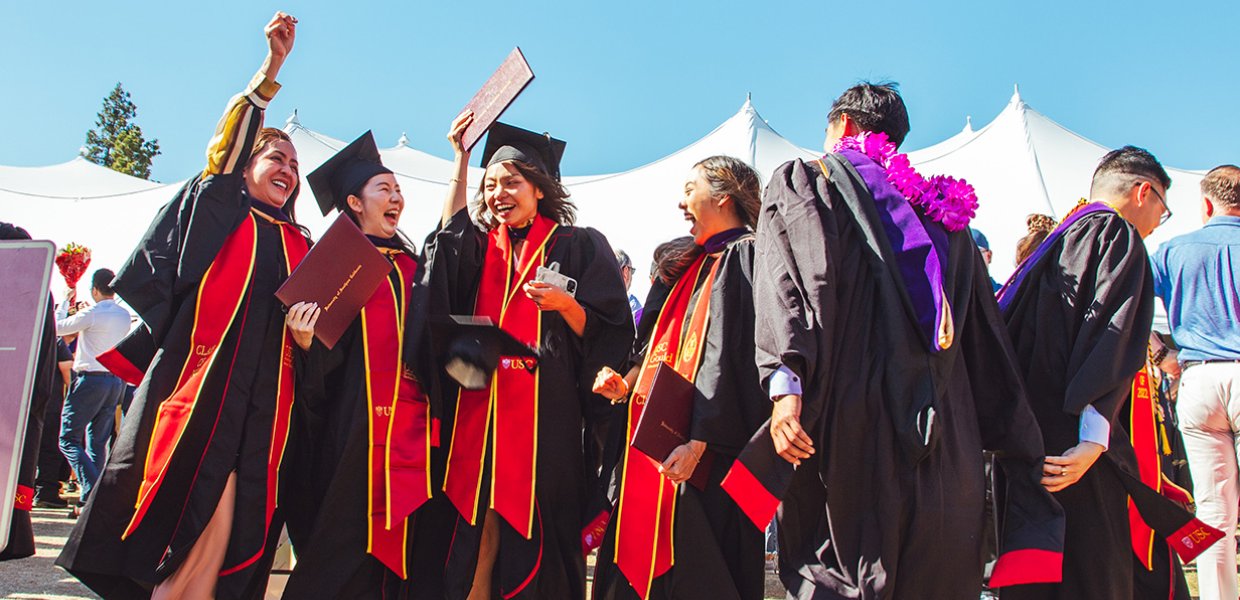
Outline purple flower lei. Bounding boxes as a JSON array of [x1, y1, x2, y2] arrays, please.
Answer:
[[834, 132, 978, 232]]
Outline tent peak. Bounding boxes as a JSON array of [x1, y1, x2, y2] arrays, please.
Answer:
[[397, 132, 410, 147], [964, 116, 974, 133], [285, 109, 300, 128], [1011, 84, 1023, 104]]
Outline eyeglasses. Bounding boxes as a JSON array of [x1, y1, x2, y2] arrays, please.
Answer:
[[1147, 183, 1173, 225]]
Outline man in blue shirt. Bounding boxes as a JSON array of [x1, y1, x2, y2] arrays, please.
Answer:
[[1150, 164, 1240, 600]]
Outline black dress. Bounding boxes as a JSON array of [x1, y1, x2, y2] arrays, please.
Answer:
[[281, 241, 453, 599], [423, 209, 633, 600], [592, 233, 769, 600], [58, 73, 310, 599]]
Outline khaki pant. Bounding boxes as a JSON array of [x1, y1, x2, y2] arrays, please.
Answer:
[[1176, 362, 1240, 600]]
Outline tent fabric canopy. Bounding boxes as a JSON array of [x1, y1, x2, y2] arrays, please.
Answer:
[[0, 92, 1203, 303]]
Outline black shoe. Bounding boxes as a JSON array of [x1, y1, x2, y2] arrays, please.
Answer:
[[33, 496, 69, 509], [67, 506, 81, 519]]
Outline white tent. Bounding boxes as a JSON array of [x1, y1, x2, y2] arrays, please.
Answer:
[[0, 158, 178, 300], [906, 87, 1203, 276], [0, 92, 1206, 302]]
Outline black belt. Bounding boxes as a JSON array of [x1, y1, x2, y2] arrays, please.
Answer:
[[76, 371, 116, 377], [1183, 359, 1240, 369]]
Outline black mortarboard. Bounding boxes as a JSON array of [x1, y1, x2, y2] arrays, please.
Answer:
[[306, 131, 394, 216], [430, 315, 540, 390], [480, 122, 566, 181]]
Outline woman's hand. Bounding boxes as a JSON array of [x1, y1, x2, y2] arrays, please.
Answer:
[[659, 440, 707, 484], [447, 111, 475, 158], [285, 301, 320, 351], [593, 366, 629, 402], [1041, 441, 1105, 492], [523, 280, 577, 313], [265, 12, 297, 59]]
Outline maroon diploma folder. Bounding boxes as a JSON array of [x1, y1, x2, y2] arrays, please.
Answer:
[[275, 214, 392, 349], [460, 47, 535, 152], [0, 240, 54, 551], [631, 362, 712, 490]]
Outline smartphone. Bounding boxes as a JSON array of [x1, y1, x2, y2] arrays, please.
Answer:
[[535, 262, 577, 298]]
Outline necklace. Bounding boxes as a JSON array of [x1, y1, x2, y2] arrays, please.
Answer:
[[834, 132, 978, 232]]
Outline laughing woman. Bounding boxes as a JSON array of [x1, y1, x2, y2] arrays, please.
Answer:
[[590, 156, 769, 600], [424, 113, 633, 599], [278, 132, 450, 599], [57, 13, 311, 600]]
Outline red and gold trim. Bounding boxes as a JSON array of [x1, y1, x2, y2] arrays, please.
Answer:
[[362, 251, 432, 578], [1128, 367, 1160, 570], [614, 253, 719, 599], [443, 216, 557, 540], [122, 215, 260, 540], [14, 485, 33, 512]]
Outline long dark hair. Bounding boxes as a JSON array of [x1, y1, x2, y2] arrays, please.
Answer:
[[692, 155, 762, 230], [472, 160, 576, 230], [651, 236, 701, 286]]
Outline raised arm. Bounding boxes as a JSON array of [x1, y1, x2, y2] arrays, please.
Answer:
[[203, 12, 297, 176], [442, 111, 476, 227]]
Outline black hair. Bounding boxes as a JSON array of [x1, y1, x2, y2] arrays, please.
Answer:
[[1090, 145, 1171, 198], [91, 268, 116, 296], [828, 81, 911, 148], [0, 222, 31, 240], [472, 160, 576, 230], [692, 155, 763, 230]]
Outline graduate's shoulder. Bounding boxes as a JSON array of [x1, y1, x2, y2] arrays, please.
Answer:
[[1063, 208, 1147, 259], [549, 223, 615, 252]]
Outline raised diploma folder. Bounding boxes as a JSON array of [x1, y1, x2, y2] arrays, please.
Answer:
[[275, 213, 392, 349], [460, 47, 535, 152], [631, 362, 712, 490]]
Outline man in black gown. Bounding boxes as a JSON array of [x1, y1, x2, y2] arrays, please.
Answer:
[[999, 147, 1219, 600], [723, 83, 1065, 599]]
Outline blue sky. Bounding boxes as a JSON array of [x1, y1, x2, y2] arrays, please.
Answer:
[[2, 0, 1235, 182]]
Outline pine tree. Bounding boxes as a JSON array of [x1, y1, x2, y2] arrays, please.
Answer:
[[83, 83, 160, 179]]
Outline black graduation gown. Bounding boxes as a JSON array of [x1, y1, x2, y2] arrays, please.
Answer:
[[999, 210, 1158, 600], [591, 236, 769, 600], [280, 244, 453, 600], [56, 172, 310, 600], [0, 297, 56, 560], [748, 157, 1061, 599], [423, 209, 633, 600]]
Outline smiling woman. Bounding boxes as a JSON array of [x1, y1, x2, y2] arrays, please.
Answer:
[[56, 12, 315, 600], [276, 130, 448, 598], [424, 115, 634, 600]]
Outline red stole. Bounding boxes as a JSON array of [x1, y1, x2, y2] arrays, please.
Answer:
[[443, 215, 557, 539], [123, 210, 309, 552], [362, 250, 433, 578], [614, 252, 720, 600], [1128, 365, 1195, 571]]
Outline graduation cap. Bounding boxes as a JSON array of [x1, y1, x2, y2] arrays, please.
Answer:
[[306, 131, 394, 216], [430, 315, 540, 390], [480, 122, 566, 181]]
